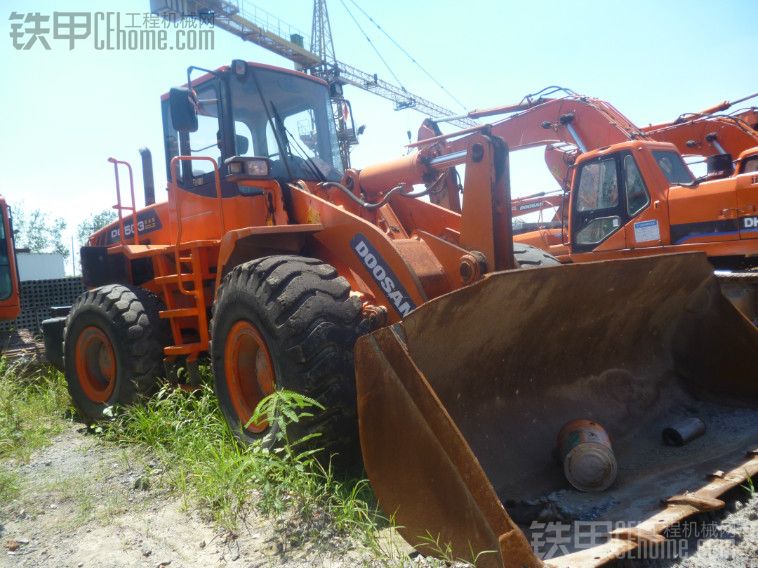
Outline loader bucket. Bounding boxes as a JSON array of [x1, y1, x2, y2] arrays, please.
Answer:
[[355, 253, 758, 568]]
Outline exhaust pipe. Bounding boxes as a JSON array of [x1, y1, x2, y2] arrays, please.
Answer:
[[139, 147, 155, 206]]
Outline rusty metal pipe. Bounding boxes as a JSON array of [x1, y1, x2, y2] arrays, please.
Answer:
[[662, 417, 706, 446]]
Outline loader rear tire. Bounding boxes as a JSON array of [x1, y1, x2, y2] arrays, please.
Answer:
[[210, 256, 362, 463], [514, 243, 561, 269], [63, 285, 168, 421]]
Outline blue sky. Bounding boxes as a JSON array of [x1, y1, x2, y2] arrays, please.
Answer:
[[1, 0, 756, 273]]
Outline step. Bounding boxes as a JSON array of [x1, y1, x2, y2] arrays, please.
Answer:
[[164, 344, 203, 356], [178, 256, 193, 263], [154, 273, 194, 285], [159, 307, 199, 319]]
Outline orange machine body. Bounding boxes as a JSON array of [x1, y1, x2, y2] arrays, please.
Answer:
[[84, 63, 519, 361], [0, 197, 20, 321]]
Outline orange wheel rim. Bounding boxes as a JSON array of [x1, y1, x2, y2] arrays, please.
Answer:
[[75, 326, 117, 403], [224, 320, 276, 433]]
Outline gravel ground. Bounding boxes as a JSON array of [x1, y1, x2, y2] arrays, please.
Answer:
[[0, 424, 393, 568], [0, 424, 755, 567]]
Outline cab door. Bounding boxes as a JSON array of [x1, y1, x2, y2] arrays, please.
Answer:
[[620, 152, 665, 249], [570, 154, 627, 254]]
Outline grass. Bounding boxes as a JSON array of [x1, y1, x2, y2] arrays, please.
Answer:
[[101, 378, 386, 552], [0, 359, 469, 565], [742, 472, 755, 498], [0, 358, 71, 460], [0, 465, 20, 501]]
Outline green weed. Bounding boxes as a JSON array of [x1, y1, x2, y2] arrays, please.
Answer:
[[102, 379, 384, 549], [0, 359, 71, 460], [0, 465, 20, 502], [742, 472, 755, 498]]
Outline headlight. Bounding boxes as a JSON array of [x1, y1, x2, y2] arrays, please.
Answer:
[[224, 156, 271, 180]]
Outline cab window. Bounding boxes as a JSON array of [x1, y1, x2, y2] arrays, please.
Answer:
[[0, 213, 12, 301], [576, 158, 618, 212], [188, 82, 222, 177], [743, 155, 758, 173], [575, 216, 621, 245], [624, 155, 650, 215], [652, 150, 694, 184]]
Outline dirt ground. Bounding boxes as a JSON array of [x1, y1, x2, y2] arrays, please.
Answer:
[[1, 424, 756, 568], [0, 424, 391, 568]]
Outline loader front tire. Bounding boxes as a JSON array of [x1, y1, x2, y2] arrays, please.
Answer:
[[514, 242, 561, 268], [63, 284, 168, 421], [210, 256, 362, 463]]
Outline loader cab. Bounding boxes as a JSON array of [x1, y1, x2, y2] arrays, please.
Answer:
[[162, 60, 343, 198]]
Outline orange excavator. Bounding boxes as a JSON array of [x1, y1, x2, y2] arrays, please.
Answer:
[[412, 89, 758, 322], [642, 92, 758, 180], [42, 61, 758, 567]]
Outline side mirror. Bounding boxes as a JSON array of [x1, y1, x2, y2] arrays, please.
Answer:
[[169, 87, 198, 133], [235, 134, 249, 155]]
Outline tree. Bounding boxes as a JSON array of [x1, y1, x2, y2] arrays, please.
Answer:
[[77, 210, 117, 245], [13, 207, 68, 256]]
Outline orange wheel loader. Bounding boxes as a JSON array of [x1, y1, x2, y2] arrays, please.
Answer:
[[42, 61, 758, 567]]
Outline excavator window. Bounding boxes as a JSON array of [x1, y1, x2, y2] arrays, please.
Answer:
[[652, 150, 694, 185], [575, 215, 621, 245], [743, 156, 758, 173], [623, 155, 650, 215], [576, 157, 618, 212]]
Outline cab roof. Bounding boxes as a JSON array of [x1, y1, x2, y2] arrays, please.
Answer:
[[160, 61, 328, 101]]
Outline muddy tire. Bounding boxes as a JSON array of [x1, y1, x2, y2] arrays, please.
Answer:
[[514, 243, 561, 268], [63, 284, 168, 421], [210, 256, 362, 462]]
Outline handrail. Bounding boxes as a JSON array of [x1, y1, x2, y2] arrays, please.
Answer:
[[168, 156, 226, 296], [107, 157, 139, 245]]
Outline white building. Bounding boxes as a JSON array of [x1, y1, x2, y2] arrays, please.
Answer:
[[16, 252, 66, 281]]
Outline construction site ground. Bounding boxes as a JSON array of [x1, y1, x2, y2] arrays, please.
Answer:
[[0, 374, 756, 567]]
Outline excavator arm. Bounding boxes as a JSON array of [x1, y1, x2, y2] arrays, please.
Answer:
[[410, 94, 648, 205], [643, 116, 758, 159]]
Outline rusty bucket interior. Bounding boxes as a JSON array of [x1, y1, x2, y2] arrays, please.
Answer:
[[355, 253, 758, 568]]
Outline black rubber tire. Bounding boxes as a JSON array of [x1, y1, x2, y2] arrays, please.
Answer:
[[513, 242, 561, 269], [210, 255, 362, 462], [63, 284, 168, 421]]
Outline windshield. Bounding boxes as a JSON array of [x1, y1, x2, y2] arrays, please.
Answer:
[[229, 68, 342, 182], [652, 150, 695, 185]]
